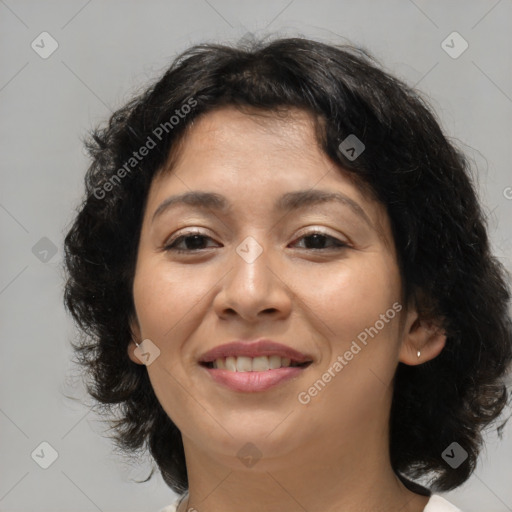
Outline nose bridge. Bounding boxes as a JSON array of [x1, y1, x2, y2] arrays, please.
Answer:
[[232, 234, 272, 296], [215, 234, 288, 319]]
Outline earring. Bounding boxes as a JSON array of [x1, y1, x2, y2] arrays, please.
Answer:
[[135, 341, 140, 348], [417, 350, 421, 358]]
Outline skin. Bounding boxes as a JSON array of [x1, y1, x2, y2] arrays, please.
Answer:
[[128, 106, 446, 512]]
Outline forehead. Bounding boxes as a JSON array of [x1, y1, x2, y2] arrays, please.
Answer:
[[185, 105, 320, 143], [168, 106, 326, 169], [156, 106, 356, 192], [148, 106, 393, 248]]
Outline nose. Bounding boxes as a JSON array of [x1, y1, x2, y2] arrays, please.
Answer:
[[213, 237, 292, 323]]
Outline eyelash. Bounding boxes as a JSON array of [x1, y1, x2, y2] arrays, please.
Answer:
[[163, 229, 349, 254]]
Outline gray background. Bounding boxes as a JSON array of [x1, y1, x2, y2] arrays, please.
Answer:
[[1, 1, 511, 511]]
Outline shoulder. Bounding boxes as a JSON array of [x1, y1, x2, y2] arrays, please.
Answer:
[[423, 494, 463, 512]]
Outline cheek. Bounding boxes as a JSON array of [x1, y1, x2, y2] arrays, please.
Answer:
[[132, 258, 208, 341], [299, 252, 403, 400], [296, 259, 402, 425], [300, 253, 401, 337], [131, 259, 211, 426]]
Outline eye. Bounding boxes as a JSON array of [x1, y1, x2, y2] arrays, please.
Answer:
[[290, 231, 348, 250], [163, 231, 219, 253], [163, 229, 349, 254]]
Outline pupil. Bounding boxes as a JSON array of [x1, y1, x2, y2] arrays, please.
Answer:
[[187, 235, 205, 249], [307, 234, 326, 249]]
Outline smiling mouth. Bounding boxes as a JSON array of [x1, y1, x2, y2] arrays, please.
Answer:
[[200, 355, 313, 372]]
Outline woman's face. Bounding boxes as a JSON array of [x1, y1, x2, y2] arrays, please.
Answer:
[[128, 106, 417, 468]]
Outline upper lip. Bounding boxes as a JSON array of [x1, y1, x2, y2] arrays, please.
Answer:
[[198, 339, 313, 364]]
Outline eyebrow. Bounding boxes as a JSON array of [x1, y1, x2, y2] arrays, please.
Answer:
[[151, 189, 373, 228]]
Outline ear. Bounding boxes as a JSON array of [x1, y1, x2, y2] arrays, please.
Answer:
[[127, 314, 144, 365], [399, 305, 447, 366]]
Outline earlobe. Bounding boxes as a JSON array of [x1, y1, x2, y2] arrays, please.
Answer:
[[127, 315, 144, 365], [399, 315, 447, 366], [128, 340, 144, 365]]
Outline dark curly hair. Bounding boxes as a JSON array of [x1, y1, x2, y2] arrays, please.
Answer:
[[63, 35, 512, 496]]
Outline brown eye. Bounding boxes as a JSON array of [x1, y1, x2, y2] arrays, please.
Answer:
[[291, 232, 348, 250], [164, 232, 219, 253]]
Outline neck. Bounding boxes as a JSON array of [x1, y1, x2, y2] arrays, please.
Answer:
[[176, 421, 429, 512]]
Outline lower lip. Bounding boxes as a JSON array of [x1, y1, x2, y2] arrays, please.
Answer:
[[200, 365, 308, 392]]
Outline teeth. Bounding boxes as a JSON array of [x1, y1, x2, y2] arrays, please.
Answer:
[[236, 356, 252, 372], [269, 355, 282, 369], [252, 356, 270, 371], [225, 356, 237, 372], [211, 355, 299, 371]]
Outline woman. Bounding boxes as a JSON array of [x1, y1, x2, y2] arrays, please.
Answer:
[[63, 36, 512, 512]]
